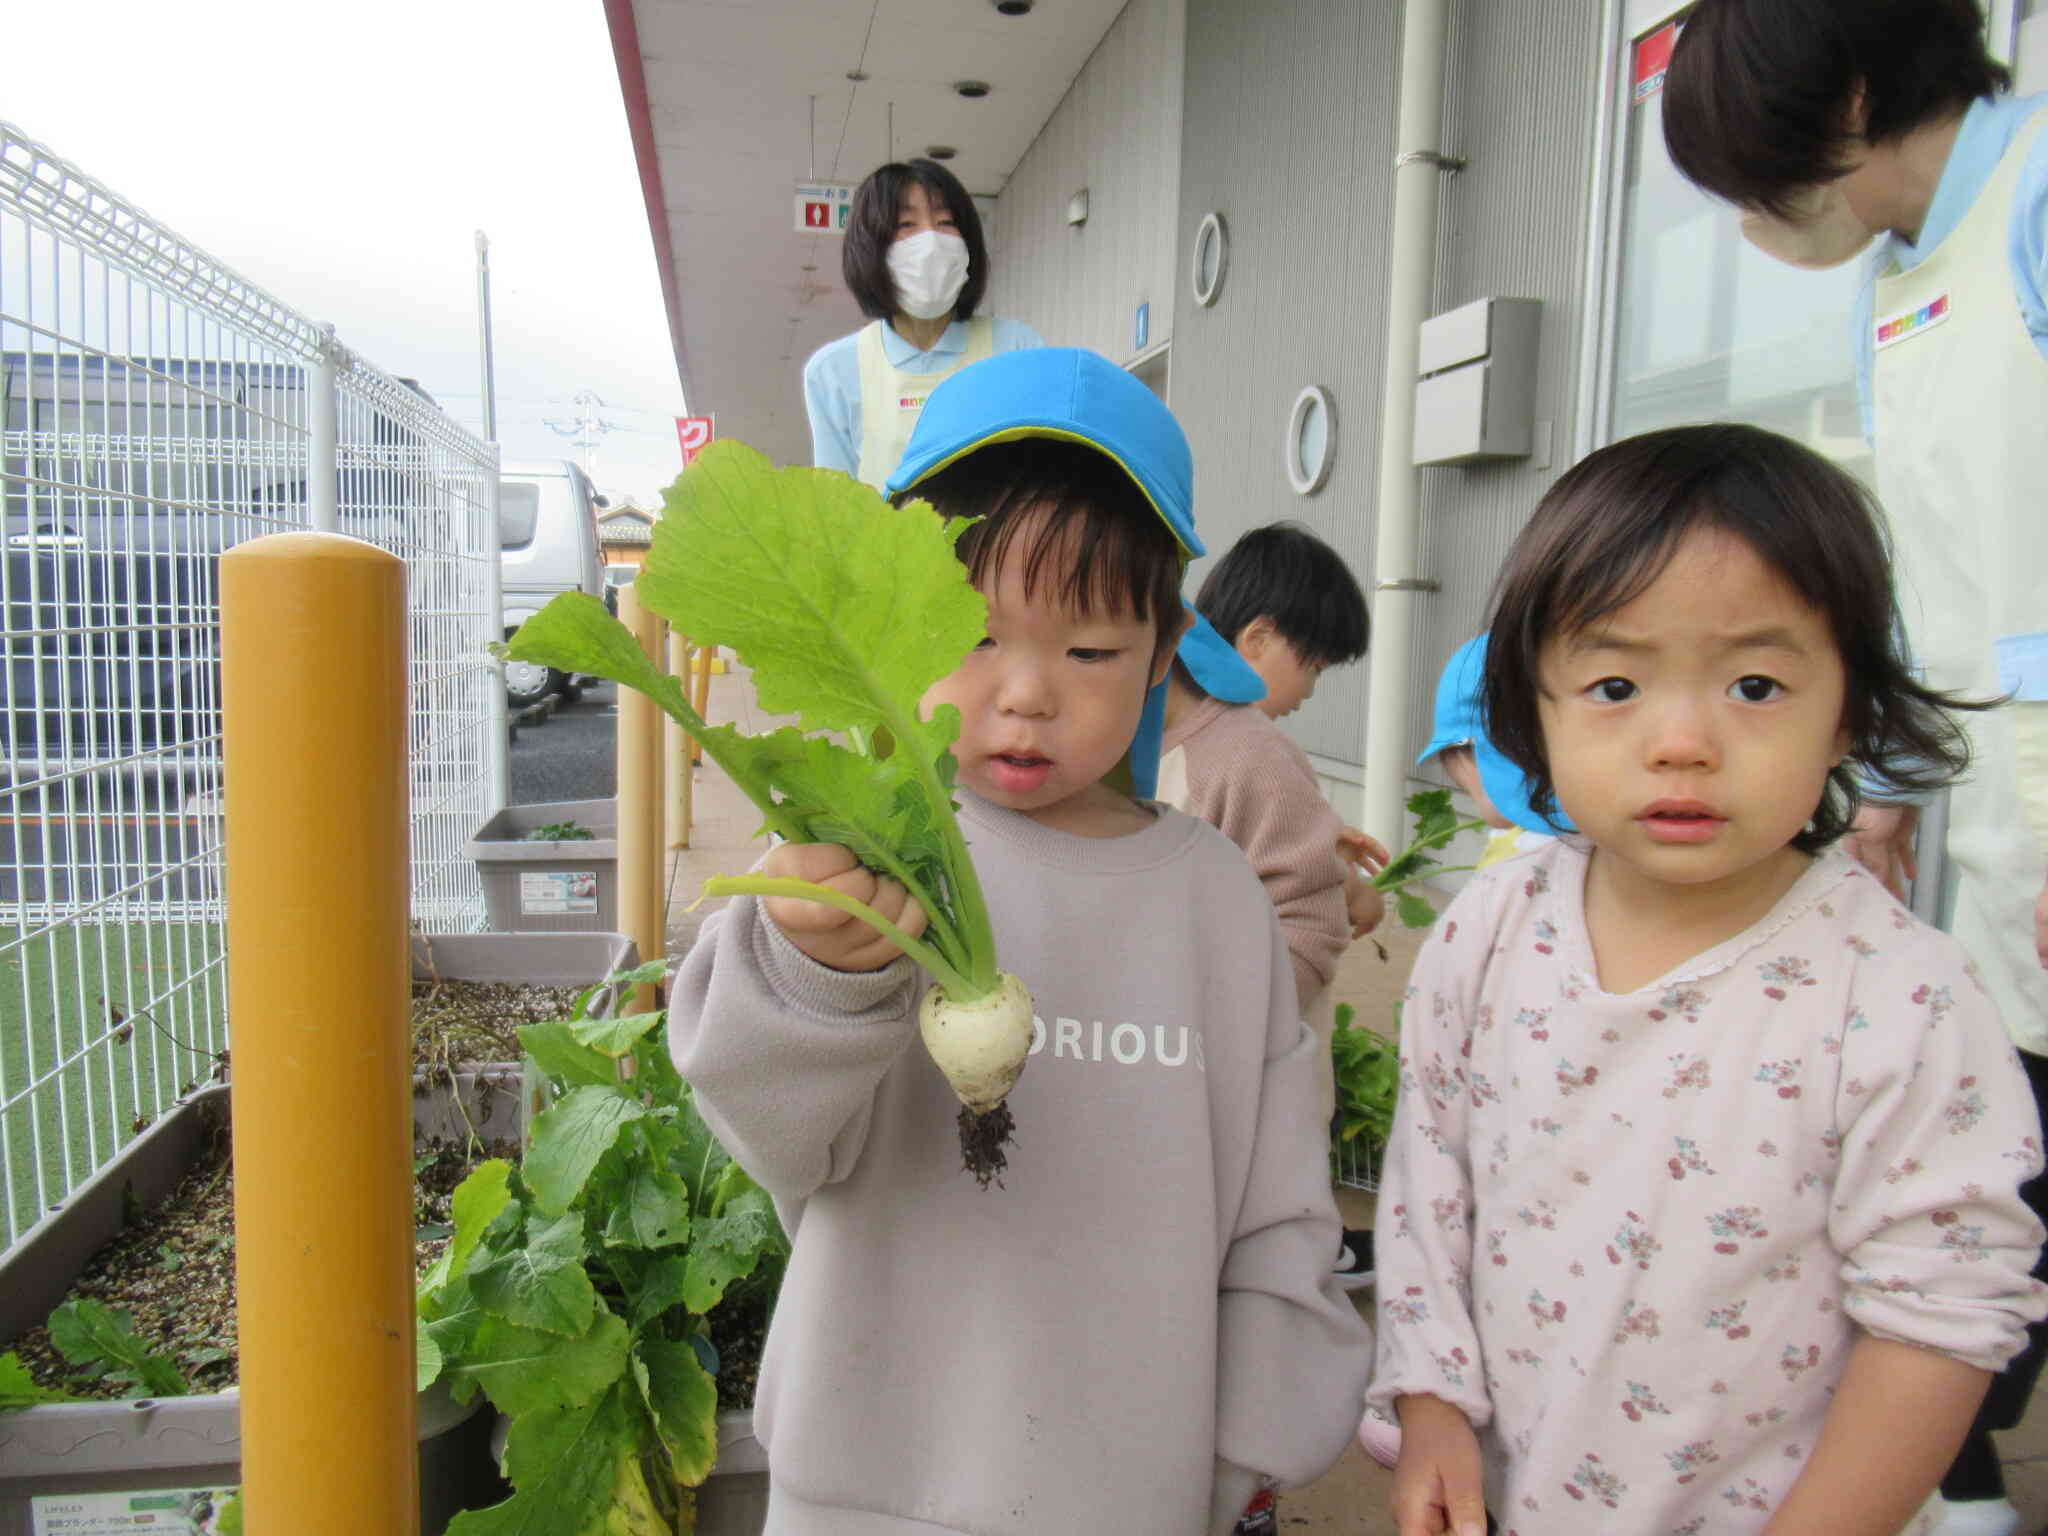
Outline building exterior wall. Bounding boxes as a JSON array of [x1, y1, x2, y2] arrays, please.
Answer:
[[1170, 0, 1603, 794], [985, 0, 1185, 366], [1172, 0, 1400, 786], [983, 0, 1606, 827]]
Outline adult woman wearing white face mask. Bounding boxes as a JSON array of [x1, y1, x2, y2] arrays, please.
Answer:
[[1667, 8, 2048, 1533], [802, 158, 1043, 489]]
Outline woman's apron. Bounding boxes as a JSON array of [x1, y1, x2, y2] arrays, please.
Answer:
[[854, 317, 994, 490], [1872, 107, 2048, 1048]]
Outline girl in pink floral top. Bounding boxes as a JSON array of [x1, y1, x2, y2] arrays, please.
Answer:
[[1371, 424, 2048, 1536]]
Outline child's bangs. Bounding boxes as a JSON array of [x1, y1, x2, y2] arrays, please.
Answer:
[[959, 490, 1181, 631], [902, 438, 1185, 647]]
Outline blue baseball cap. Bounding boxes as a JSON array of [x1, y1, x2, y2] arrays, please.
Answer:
[[889, 347, 1202, 553], [888, 348, 1266, 793], [1418, 634, 1573, 836]]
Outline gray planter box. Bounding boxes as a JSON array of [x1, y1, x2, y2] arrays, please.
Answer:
[[0, 1079, 515, 1535], [466, 797, 620, 933], [703, 1412, 768, 1534], [411, 929, 638, 1123]]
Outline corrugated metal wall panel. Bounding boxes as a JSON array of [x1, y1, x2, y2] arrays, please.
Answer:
[[985, 0, 1185, 364], [1171, 0, 1399, 767], [1406, 0, 1605, 773], [991, 0, 1608, 789], [1171, 0, 1603, 777]]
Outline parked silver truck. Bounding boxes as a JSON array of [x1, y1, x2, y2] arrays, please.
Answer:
[[499, 458, 605, 707]]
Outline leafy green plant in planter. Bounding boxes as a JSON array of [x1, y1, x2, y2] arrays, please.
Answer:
[[416, 960, 788, 1535], [526, 821, 596, 842], [1333, 789, 1490, 1178], [1330, 1002, 1399, 1168]]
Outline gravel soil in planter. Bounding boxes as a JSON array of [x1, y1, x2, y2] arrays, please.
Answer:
[[407, 931, 636, 1088], [5, 1095, 517, 1401], [0, 1076, 523, 1535]]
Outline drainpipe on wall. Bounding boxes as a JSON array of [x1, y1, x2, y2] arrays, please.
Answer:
[[1360, 0, 1455, 851]]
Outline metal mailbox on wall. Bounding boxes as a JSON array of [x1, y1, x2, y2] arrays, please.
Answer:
[[1412, 297, 1543, 465]]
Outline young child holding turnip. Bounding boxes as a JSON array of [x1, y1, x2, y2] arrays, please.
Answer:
[[1372, 424, 2047, 1536], [670, 348, 1373, 1536]]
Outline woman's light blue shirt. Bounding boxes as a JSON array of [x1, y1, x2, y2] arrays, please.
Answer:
[[802, 316, 1045, 474]]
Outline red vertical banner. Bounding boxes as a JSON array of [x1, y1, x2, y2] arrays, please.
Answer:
[[675, 415, 715, 466], [1632, 19, 1678, 105]]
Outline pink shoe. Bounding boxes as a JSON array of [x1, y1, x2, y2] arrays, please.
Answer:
[[1358, 1405, 1401, 1469]]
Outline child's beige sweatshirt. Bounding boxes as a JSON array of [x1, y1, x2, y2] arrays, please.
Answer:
[[669, 792, 1373, 1534]]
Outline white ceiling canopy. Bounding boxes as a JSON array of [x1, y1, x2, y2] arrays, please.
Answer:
[[610, 0, 1129, 470]]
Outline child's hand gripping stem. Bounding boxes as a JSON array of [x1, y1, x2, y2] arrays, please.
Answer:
[[500, 442, 1032, 1187]]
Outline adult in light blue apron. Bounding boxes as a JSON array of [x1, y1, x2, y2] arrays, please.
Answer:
[[1667, 6, 2048, 1531], [802, 158, 1042, 490]]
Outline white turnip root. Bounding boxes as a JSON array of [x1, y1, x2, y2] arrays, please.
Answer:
[[920, 971, 1033, 1187]]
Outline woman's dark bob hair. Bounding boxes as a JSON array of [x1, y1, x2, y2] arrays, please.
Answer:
[[1482, 423, 1987, 853], [894, 438, 1186, 654], [1663, 0, 2009, 217], [842, 159, 990, 322]]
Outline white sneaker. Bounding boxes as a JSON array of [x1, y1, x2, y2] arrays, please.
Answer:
[[1357, 1405, 1401, 1469], [1931, 1496, 2022, 1536]]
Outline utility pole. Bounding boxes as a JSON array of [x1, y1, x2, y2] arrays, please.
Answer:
[[543, 390, 622, 479]]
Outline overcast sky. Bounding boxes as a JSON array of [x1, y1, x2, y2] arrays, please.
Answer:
[[2, 0, 685, 506]]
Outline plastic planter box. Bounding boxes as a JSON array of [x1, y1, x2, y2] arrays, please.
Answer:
[[466, 797, 619, 933], [701, 1416, 768, 1534], [0, 1078, 516, 1536]]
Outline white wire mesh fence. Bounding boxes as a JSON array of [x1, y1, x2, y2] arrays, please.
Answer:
[[0, 122, 499, 1249]]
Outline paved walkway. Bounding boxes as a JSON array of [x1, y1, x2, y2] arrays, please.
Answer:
[[656, 662, 2048, 1534]]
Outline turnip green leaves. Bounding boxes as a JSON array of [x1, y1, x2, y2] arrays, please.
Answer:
[[416, 967, 786, 1534], [500, 441, 1002, 1006]]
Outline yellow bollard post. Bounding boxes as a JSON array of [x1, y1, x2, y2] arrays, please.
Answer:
[[222, 532, 416, 1536], [689, 642, 715, 765], [665, 626, 692, 851], [617, 584, 665, 1011]]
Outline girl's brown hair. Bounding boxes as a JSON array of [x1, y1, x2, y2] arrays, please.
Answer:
[[1482, 423, 1987, 851]]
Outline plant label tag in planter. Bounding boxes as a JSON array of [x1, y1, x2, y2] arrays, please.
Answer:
[[34, 1487, 235, 1534], [520, 870, 599, 915]]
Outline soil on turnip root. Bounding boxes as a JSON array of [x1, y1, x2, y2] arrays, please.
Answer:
[[7, 1099, 772, 1413]]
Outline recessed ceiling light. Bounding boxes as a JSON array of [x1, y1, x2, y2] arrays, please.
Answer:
[[995, 0, 1034, 12], [953, 80, 991, 99], [925, 145, 958, 161], [846, 69, 869, 82]]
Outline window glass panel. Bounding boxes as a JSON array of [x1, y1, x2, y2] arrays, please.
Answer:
[[499, 481, 540, 549], [1608, 17, 1875, 482]]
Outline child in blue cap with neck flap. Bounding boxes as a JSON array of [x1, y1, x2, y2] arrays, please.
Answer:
[[670, 348, 1373, 1536], [1418, 633, 1574, 864]]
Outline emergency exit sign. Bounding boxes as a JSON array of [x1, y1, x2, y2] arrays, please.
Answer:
[[795, 183, 855, 233]]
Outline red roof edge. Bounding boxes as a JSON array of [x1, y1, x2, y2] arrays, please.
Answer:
[[604, 0, 691, 410]]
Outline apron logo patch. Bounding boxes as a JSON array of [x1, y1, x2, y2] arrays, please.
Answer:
[[1874, 292, 1951, 350], [898, 393, 930, 410]]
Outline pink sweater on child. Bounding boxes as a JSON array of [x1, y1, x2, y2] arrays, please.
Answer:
[[1369, 838, 2047, 1534], [1159, 695, 1350, 1014]]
